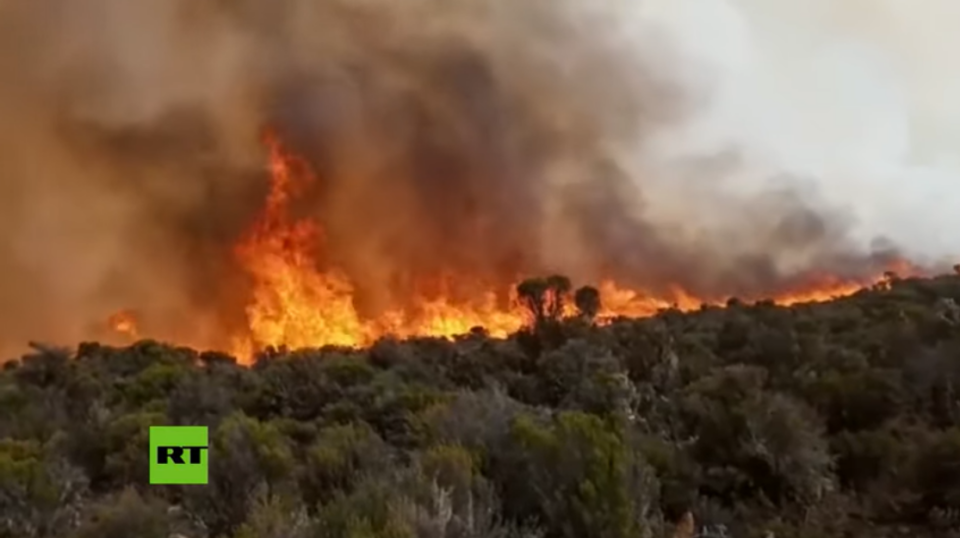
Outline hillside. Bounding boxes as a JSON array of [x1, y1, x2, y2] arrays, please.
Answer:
[[3, 273, 960, 538]]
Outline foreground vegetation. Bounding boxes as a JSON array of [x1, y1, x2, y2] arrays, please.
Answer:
[[3, 273, 960, 538]]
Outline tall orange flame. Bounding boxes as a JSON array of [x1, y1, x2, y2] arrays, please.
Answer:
[[220, 132, 893, 361], [229, 133, 528, 359]]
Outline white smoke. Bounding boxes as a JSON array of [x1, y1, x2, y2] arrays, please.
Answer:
[[613, 0, 960, 262]]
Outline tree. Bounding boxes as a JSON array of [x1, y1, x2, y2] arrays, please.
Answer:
[[516, 275, 572, 325], [182, 413, 296, 536], [301, 422, 391, 506], [682, 366, 835, 506], [0, 439, 87, 538], [574, 285, 602, 321], [504, 411, 660, 538]]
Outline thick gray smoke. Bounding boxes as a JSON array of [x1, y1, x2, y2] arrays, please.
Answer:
[[0, 0, 931, 355]]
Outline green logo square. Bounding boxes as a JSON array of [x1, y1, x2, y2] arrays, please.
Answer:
[[149, 426, 209, 485]]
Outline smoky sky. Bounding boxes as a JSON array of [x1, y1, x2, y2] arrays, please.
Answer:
[[0, 0, 921, 355]]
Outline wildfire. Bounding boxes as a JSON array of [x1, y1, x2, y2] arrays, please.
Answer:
[[103, 132, 912, 361], [221, 132, 890, 360], [228, 133, 531, 358]]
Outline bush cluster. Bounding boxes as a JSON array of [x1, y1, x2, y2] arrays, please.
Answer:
[[3, 273, 960, 537]]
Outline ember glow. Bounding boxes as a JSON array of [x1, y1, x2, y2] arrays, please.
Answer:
[[107, 309, 139, 341], [151, 132, 904, 361]]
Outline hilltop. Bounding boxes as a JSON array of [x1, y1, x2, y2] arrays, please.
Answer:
[[3, 272, 960, 538]]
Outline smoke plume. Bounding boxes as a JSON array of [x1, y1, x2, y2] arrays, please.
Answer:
[[0, 0, 950, 355]]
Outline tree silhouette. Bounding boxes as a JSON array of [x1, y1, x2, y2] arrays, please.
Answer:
[[574, 285, 601, 320], [516, 277, 549, 324], [516, 274, 572, 325]]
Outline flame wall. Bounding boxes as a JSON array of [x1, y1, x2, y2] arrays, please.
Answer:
[[0, 0, 950, 356]]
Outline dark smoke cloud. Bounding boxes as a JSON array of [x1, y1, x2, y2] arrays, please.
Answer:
[[0, 0, 909, 355]]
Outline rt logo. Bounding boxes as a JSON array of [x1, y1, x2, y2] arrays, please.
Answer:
[[149, 426, 209, 485]]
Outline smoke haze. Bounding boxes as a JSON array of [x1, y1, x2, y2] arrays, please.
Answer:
[[0, 0, 953, 355]]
